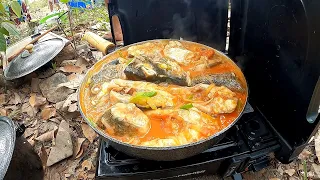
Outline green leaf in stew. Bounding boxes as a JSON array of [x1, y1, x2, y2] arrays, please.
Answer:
[[135, 91, 157, 97], [180, 103, 193, 110]]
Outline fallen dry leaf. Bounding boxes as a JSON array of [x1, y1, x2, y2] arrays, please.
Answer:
[[31, 78, 41, 93], [29, 93, 47, 107], [0, 108, 7, 116], [313, 163, 320, 178], [284, 169, 296, 176], [8, 92, 21, 105], [269, 178, 280, 180], [75, 148, 84, 159], [315, 132, 320, 161], [21, 102, 38, 117], [62, 93, 77, 112], [81, 123, 97, 143], [67, 73, 77, 81], [64, 173, 71, 178], [75, 57, 89, 67], [87, 173, 95, 179], [77, 171, 87, 180], [35, 127, 57, 142], [24, 127, 35, 138], [68, 103, 78, 112], [277, 166, 284, 175], [28, 135, 35, 146], [58, 74, 84, 89], [49, 118, 61, 124], [0, 94, 6, 105], [41, 107, 56, 120], [81, 160, 93, 171], [30, 119, 38, 128], [61, 59, 77, 66], [5, 105, 18, 111], [39, 145, 48, 168], [74, 138, 86, 158], [60, 65, 84, 73], [298, 148, 312, 160], [55, 101, 65, 110]]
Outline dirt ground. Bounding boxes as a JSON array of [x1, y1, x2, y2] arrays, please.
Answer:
[[1, 4, 320, 180]]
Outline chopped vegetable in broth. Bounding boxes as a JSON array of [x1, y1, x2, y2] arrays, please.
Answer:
[[79, 40, 247, 147]]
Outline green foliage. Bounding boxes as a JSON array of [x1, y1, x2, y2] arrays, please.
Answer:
[[59, 0, 69, 4], [10, 1, 22, 18], [2, 22, 20, 36], [51, 62, 57, 70], [29, 0, 48, 13], [0, 27, 9, 36], [71, 6, 109, 30], [0, 33, 6, 51], [0, 3, 6, 15], [0, 1, 22, 52]]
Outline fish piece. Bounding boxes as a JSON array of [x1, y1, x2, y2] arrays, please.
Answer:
[[106, 79, 175, 109], [124, 56, 158, 81], [207, 85, 236, 99], [145, 108, 203, 124], [193, 84, 238, 114], [109, 91, 131, 104], [141, 138, 177, 147], [100, 103, 150, 137], [164, 48, 193, 64], [194, 97, 238, 114], [130, 90, 174, 109], [124, 55, 191, 86], [192, 73, 244, 92], [127, 42, 164, 57], [177, 109, 201, 124], [90, 58, 126, 87], [193, 84, 238, 115], [192, 56, 223, 71], [163, 41, 195, 65]]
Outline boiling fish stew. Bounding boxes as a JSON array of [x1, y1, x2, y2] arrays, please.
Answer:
[[80, 40, 247, 147]]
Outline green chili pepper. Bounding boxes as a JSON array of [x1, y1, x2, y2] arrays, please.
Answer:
[[180, 103, 193, 110]]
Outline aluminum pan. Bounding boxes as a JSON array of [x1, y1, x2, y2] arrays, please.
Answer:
[[78, 39, 248, 151]]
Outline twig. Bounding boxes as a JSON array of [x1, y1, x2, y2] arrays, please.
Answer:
[[56, 11, 69, 39], [67, 5, 77, 53], [79, 137, 99, 163]]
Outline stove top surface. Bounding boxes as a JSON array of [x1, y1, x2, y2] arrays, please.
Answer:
[[96, 103, 280, 179]]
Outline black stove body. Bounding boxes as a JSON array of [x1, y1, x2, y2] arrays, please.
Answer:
[[97, 0, 320, 179]]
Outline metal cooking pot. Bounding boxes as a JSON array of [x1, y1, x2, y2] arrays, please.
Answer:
[[78, 39, 248, 161]]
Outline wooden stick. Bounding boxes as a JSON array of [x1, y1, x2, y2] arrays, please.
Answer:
[[7, 25, 58, 62]]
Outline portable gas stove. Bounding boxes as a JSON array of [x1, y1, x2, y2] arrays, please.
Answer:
[[96, 102, 280, 179]]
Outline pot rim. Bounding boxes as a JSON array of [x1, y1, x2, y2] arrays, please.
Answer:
[[77, 39, 248, 151]]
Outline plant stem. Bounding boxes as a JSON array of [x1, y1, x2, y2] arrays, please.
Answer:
[[303, 160, 307, 180], [67, 5, 77, 53]]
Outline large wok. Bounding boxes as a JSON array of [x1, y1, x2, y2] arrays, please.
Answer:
[[78, 39, 248, 161]]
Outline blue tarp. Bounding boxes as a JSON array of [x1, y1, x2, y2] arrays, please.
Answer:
[[68, 0, 92, 8]]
